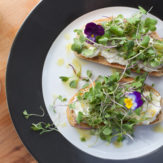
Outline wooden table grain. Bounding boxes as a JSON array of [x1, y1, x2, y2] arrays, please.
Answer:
[[0, 0, 39, 162]]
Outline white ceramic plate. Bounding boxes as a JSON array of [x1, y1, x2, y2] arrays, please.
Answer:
[[42, 7, 163, 160]]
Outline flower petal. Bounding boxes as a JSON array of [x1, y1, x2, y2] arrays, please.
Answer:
[[87, 35, 96, 43], [133, 91, 141, 99], [136, 98, 143, 108], [84, 22, 97, 36], [96, 24, 105, 35], [131, 102, 138, 110], [84, 22, 104, 39], [125, 91, 143, 110]]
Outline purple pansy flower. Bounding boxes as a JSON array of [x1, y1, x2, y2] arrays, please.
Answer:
[[84, 22, 104, 42], [124, 91, 143, 110]]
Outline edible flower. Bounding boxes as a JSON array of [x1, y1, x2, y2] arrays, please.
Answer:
[[84, 22, 104, 42], [124, 91, 143, 110]]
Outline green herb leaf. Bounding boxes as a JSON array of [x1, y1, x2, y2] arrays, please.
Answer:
[[69, 80, 78, 88], [22, 107, 45, 119], [86, 70, 92, 78], [58, 95, 67, 102], [82, 83, 89, 89], [151, 83, 155, 87], [110, 25, 124, 36], [59, 76, 69, 82], [153, 41, 163, 52], [103, 127, 112, 135], [150, 58, 160, 67], [105, 114, 110, 118], [31, 122, 58, 134], [76, 112, 83, 124], [141, 36, 150, 47], [68, 103, 76, 109], [132, 81, 142, 88], [98, 36, 109, 45], [80, 137, 86, 142], [74, 29, 86, 42], [138, 6, 147, 14], [145, 17, 157, 31], [22, 110, 29, 119], [135, 107, 142, 115], [31, 122, 43, 131], [71, 38, 83, 53]]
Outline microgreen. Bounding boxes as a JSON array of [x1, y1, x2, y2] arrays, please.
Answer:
[[58, 95, 67, 102], [23, 107, 59, 135], [59, 76, 69, 82], [82, 83, 89, 89], [22, 106, 45, 119], [68, 103, 76, 109], [31, 122, 58, 134], [76, 112, 84, 124], [69, 80, 78, 88], [103, 127, 112, 135], [80, 137, 86, 142], [86, 70, 93, 78]]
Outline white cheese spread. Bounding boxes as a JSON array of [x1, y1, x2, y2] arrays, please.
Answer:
[[101, 49, 128, 65], [141, 91, 162, 125], [81, 47, 161, 72]]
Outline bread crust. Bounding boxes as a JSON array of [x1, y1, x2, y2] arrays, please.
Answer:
[[67, 78, 163, 128], [67, 85, 92, 129], [75, 17, 163, 77]]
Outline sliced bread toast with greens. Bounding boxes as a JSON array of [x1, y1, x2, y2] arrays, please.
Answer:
[[67, 73, 163, 142], [71, 7, 163, 76]]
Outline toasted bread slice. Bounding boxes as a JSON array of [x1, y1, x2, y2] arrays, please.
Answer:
[[74, 17, 163, 77], [67, 78, 163, 129]]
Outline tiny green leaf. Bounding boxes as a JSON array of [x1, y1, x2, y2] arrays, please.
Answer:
[[31, 123, 43, 131], [105, 114, 110, 118], [69, 80, 78, 88], [138, 6, 147, 14], [150, 59, 160, 67], [141, 36, 150, 47], [31, 122, 58, 134], [71, 38, 83, 53], [86, 70, 92, 78], [151, 83, 155, 87], [22, 110, 29, 119], [59, 76, 69, 82], [76, 112, 83, 124], [80, 137, 86, 142], [98, 36, 109, 45], [110, 25, 124, 36], [103, 128, 112, 135], [82, 83, 89, 89], [69, 103, 76, 109], [58, 95, 67, 102]]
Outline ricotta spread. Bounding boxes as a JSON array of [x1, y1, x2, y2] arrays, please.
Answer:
[[101, 49, 128, 65], [141, 91, 162, 125], [81, 47, 161, 72]]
